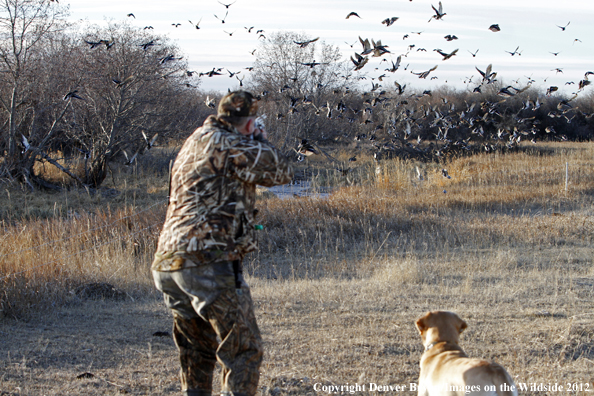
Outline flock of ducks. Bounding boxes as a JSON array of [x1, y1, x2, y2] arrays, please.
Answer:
[[280, 56, 593, 168], [76, 1, 591, 167], [87, 0, 590, 101]]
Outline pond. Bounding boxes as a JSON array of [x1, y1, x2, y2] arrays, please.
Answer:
[[263, 180, 332, 199]]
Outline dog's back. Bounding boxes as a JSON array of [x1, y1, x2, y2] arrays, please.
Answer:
[[416, 311, 518, 396], [461, 361, 517, 396], [420, 352, 517, 396]]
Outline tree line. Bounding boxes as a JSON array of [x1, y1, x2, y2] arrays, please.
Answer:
[[0, 2, 592, 191]]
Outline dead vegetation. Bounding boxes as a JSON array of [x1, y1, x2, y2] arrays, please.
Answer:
[[1, 142, 594, 395]]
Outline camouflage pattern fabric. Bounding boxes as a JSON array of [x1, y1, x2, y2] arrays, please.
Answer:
[[152, 109, 291, 395], [153, 115, 293, 271], [153, 264, 262, 396]]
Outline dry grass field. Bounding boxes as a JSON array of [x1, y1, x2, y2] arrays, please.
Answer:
[[1, 142, 594, 395]]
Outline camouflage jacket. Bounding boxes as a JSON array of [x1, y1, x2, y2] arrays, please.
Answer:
[[152, 115, 293, 271]]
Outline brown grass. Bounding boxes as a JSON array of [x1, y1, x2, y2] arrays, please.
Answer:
[[1, 142, 594, 395]]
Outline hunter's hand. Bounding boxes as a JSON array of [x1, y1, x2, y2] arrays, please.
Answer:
[[253, 127, 267, 141]]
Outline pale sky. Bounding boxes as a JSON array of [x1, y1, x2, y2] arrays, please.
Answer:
[[68, 0, 593, 96]]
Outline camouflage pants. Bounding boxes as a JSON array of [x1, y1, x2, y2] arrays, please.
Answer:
[[153, 261, 263, 396]]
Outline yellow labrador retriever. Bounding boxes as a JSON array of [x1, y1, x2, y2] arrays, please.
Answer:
[[415, 311, 518, 396]]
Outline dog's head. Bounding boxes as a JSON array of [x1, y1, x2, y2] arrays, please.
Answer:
[[415, 311, 468, 347]]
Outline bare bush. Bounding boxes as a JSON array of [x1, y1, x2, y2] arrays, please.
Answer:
[[0, 13, 204, 189]]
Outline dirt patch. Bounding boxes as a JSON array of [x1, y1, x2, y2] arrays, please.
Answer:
[[0, 297, 179, 395]]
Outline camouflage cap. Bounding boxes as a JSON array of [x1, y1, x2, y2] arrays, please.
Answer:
[[217, 91, 259, 118]]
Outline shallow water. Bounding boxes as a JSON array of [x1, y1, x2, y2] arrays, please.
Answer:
[[265, 180, 331, 199]]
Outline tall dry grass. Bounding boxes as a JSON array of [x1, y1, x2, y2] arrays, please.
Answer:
[[0, 150, 172, 318], [251, 143, 594, 280], [0, 204, 166, 317], [2, 142, 594, 318]]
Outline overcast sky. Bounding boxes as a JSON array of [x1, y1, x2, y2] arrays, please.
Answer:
[[68, 0, 593, 96]]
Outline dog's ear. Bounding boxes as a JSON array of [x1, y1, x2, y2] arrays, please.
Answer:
[[415, 316, 428, 333], [458, 319, 468, 333]]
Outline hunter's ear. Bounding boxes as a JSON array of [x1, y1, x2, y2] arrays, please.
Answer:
[[245, 117, 254, 131]]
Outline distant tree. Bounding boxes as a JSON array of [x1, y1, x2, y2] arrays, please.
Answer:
[[55, 22, 198, 187], [0, 0, 68, 185], [247, 31, 356, 151], [250, 31, 350, 97], [0, 19, 202, 189]]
